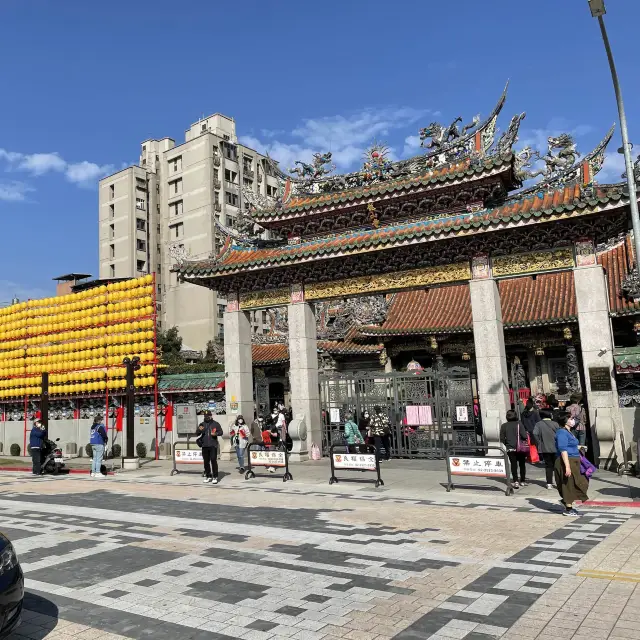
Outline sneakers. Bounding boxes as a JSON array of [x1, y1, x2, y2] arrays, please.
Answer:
[[211, 477, 219, 485], [521, 481, 529, 487], [203, 477, 211, 484], [513, 482, 520, 489], [563, 508, 581, 517], [268, 467, 275, 473], [546, 483, 554, 490], [238, 468, 245, 474]]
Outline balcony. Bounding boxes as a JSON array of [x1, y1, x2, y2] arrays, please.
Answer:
[[244, 168, 255, 179], [225, 181, 239, 192]]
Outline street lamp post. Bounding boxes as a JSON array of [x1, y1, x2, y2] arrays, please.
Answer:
[[123, 356, 141, 458], [588, 1, 640, 269]]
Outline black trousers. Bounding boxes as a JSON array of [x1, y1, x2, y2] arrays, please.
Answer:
[[507, 451, 526, 483], [374, 435, 391, 460], [202, 446, 219, 478], [31, 448, 42, 475], [542, 452, 556, 485]]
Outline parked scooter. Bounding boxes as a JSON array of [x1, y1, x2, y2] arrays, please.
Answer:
[[41, 438, 65, 475]]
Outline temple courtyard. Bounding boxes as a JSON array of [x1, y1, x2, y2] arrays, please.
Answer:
[[1, 463, 639, 640]]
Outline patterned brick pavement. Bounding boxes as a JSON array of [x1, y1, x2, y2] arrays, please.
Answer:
[[0, 473, 638, 640]]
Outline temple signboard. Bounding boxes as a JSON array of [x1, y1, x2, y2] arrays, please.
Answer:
[[588, 367, 612, 392]]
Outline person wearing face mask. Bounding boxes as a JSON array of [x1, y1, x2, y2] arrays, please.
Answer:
[[230, 415, 250, 474], [250, 415, 265, 447], [359, 410, 371, 448], [196, 410, 223, 484]]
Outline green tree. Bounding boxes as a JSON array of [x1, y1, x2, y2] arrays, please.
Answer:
[[157, 327, 184, 366]]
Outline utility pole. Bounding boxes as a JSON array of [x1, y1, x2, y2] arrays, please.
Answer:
[[123, 356, 141, 458], [587, 1, 640, 268]]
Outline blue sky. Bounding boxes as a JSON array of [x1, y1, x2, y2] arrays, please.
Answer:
[[1, 0, 638, 302]]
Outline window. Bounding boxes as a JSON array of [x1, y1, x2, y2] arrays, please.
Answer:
[[169, 178, 182, 195], [243, 177, 253, 187], [157, 244, 161, 254], [227, 216, 236, 228], [267, 185, 277, 197], [223, 143, 237, 161], [169, 156, 182, 173], [170, 223, 184, 239], [217, 303, 225, 319], [109, 184, 115, 199], [109, 223, 115, 239], [137, 260, 146, 273], [225, 192, 238, 207], [214, 191, 220, 204], [156, 203, 160, 215], [218, 322, 225, 339], [109, 204, 115, 219], [224, 169, 237, 184], [157, 263, 162, 273], [156, 183, 160, 194], [156, 224, 160, 234], [136, 239, 146, 252], [169, 200, 184, 216], [142, 145, 146, 152], [136, 218, 146, 231], [109, 244, 115, 259], [136, 198, 145, 211], [109, 264, 115, 278]]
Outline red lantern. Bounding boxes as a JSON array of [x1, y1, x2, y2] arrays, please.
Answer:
[[165, 403, 173, 432]]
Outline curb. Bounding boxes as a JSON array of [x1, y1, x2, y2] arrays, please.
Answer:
[[0, 466, 116, 476], [583, 500, 640, 508]]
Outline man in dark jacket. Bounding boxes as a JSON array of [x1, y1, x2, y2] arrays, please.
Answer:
[[30, 420, 46, 475], [197, 410, 223, 484]]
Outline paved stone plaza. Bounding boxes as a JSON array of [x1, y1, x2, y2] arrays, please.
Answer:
[[0, 468, 639, 640]]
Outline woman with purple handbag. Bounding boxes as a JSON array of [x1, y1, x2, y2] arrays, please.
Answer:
[[499, 409, 529, 488], [555, 415, 589, 516]]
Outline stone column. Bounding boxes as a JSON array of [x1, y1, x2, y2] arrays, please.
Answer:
[[573, 264, 620, 465], [288, 299, 320, 461], [222, 297, 253, 462], [469, 277, 510, 444]]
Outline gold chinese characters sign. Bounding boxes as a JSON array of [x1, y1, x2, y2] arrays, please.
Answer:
[[305, 262, 471, 301], [492, 248, 574, 277], [239, 288, 289, 310]]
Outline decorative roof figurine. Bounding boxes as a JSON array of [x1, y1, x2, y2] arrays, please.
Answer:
[[420, 114, 480, 151]]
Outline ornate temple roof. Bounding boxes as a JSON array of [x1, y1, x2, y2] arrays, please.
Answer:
[[179, 184, 632, 278], [158, 372, 225, 392]]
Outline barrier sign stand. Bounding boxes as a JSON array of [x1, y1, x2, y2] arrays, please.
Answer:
[[244, 442, 293, 482], [171, 437, 203, 476], [445, 444, 513, 496], [329, 444, 384, 488]]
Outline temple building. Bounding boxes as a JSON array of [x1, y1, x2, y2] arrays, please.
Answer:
[[175, 84, 640, 467]]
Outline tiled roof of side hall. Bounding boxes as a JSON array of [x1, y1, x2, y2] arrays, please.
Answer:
[[252, 340, 382, 365], [179, 184, 630, 279], [358, 271, 578, 336], [254, 154, 512, 219], [597, 235, 640, 316]]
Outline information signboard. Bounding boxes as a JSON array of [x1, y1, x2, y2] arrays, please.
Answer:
[[332, 453, 376, 470], [175, 404, 198, 436], [448, 455, 506, 477], [249, 450, 286, 468], [174, 449, 203, 464]]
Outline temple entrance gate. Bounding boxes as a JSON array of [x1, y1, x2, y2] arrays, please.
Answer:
[[319, 367, 479, 458]]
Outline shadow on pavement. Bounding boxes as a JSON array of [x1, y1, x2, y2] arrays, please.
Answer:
[[526, 497, 565, 514]]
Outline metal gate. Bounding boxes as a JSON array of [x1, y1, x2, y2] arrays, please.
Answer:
[[319, 368, 480, 458]]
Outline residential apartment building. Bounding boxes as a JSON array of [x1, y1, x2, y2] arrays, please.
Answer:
[[98, 114, 278, 351]]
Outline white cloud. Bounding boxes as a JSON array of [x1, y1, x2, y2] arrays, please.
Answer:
[[17, 152, 66, 175], [66, 161, 114, 187], [0, 148, 115, 195], [241, 106, 430, 173], [0, 181, 34, 202], [403, 135, 422, 157], [598, 152, 627, 183]]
